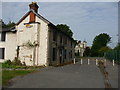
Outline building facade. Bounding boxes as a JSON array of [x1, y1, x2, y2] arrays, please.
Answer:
[[75, 40, 87, 56], [0, 2, 75, 66]]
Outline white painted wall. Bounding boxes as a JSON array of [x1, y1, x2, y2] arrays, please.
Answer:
[[0, 32, 17, 62], [36, 16, 49, 66], [16, 14, 49, 66]]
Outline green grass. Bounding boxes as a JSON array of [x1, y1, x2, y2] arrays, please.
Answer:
[[0, 63, 2, 86], [2, 70, 35, 86]]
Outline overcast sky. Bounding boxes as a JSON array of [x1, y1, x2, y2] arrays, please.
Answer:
[[1, 2, 118, 48]]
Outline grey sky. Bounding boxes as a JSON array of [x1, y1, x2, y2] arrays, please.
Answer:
[[2, 2, 118, 48]]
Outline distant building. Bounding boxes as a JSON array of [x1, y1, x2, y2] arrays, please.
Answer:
[[0, 2, 75, 66], [75, 40, 87, 56]]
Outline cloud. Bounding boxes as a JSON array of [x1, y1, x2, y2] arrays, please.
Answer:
[[1, 0, 119, 2], [2, 2, 118, 47]]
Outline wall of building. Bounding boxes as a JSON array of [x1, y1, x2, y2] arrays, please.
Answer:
[[16, 14, 49, 66], [0, 32, 17, 62], [75, 41, 87, 56], [48, 27, 75, 65], [0, 13, 75, 66], [36, 16, 49, 66]]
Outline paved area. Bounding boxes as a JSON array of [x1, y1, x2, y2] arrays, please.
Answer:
[[9, 59, 105, 88]]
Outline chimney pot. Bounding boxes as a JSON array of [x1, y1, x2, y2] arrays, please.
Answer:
[[29, 2, 39, 13]]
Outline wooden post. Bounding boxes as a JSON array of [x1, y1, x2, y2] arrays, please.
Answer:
[[104, 59, 106, 66], [88, 59, 90, 65], [113, 60, 114, 66], [74, 58, 75, 64], [96, 59, 98, 65], [81, 58, 82, 65]]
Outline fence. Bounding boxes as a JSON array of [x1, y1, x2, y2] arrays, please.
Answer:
[[104, 50, 120, 64]]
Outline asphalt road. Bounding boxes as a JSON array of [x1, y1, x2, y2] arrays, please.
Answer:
[[9, 59, 106, 88]]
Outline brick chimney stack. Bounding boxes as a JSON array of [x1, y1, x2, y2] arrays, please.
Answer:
[[29, 2, 39, 13], [29, 2, 39, 23]]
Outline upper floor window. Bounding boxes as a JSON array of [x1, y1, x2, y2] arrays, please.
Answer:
[[0, 48, 5, 59], [53, 31, 57, 41], [60, 35, 62, 44], [0, 32, 6, 41], [64, 37, 67, 45], [71, 41, 72, 48]]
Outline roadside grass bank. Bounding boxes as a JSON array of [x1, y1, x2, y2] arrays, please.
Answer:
[[1, 61, 44, 87], [98, 60, 112, 88], [2, 70, 36, 87], [0, 63, 2, 86]]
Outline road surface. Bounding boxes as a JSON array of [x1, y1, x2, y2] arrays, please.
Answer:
[[5, 58, 118, 88]]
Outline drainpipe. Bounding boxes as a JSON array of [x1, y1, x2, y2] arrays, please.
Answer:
[[33, 46, 36, 66]]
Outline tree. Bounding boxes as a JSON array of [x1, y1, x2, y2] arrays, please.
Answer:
[[56, 24, 73, 38], [2, 20, 15, 28], [98, 46, 112, 57], [83, 47, 91, 57], [91, 33, 111, 57], [114, 43, 120, 50]]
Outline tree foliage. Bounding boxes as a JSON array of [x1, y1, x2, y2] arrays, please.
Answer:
[[98, 46, 112, 57], [56, 24, 73, 38], [114, 43, 120, 50], [91, 33, 111, 57], [1, 20, 15, 28], [83, 47, 91, 57]]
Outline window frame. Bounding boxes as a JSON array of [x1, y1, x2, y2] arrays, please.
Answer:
[[52, 48, 56, 61], [0, 48, 5, 59], [53, 31, 57, 42], [0, 32, 6, 41]]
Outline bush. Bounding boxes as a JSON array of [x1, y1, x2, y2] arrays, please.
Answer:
[[4, 60, 12, 65], [2, 58, 26, 68], [12, 57, 22, 66], [2, 60, 16, 68], [22, 61, 26, 66]]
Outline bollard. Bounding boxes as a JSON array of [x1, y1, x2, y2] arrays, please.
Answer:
[[96, 59, 98, 65], [104, 59, 106, 66], [113, 60, 114, 66], [88, 59, 90, 65], [74, 58, 75, 64], [81, 58, 82, 65]]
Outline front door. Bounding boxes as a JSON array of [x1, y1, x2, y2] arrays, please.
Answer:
[[59, 48, 62, 64]]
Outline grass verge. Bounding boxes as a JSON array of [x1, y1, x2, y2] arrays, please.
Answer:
[[2, 70, 35, 86], [0, 63, 2, 86]]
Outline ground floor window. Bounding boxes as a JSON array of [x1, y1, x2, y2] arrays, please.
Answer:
[[52, 48, 56, 61], [71, 50, 72, 58], [0, 48, 5, 59], [64, 49, 67, 59]]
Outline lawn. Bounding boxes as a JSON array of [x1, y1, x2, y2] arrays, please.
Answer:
[[2, 70, 35, 86], [0, 63, 2, 86]]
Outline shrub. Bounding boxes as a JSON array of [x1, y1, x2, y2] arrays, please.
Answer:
[[22, 61, 26, 66], [12, 57, 22, 66], [4, 60, 12, 65], [2, 60, 16, 68]]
